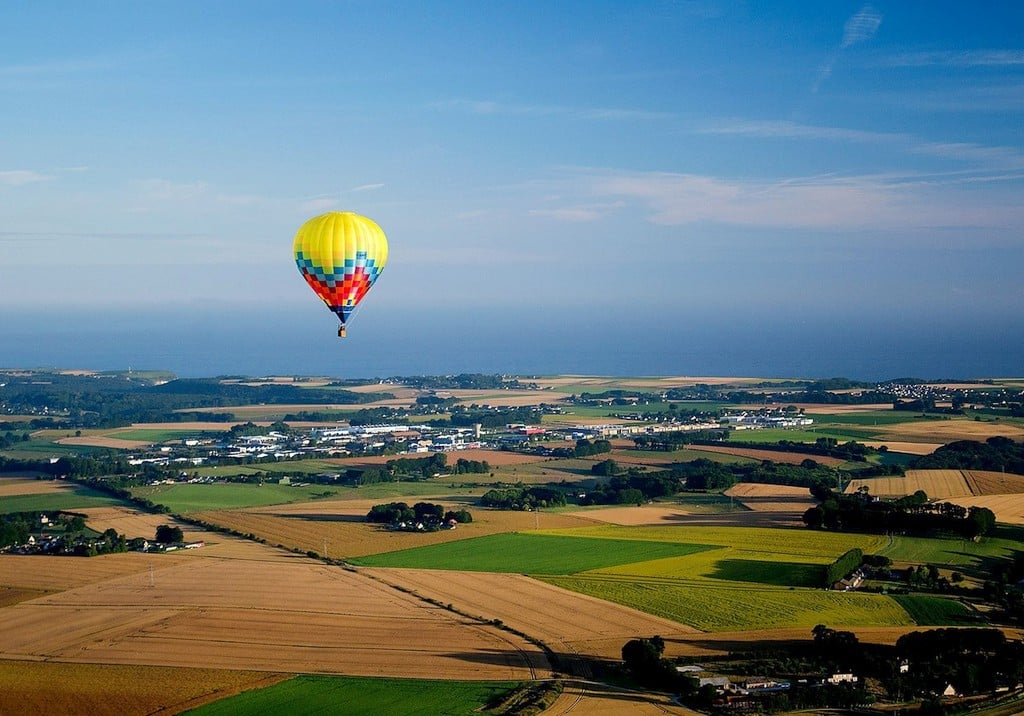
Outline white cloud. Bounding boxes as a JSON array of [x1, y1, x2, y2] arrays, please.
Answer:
[[842, 5, 883, 48], [351, 183, 384, 192], [0, 170, 52, 186], [546, 168, 1024, 231]]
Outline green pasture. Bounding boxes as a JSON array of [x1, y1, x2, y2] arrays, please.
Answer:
[[487, 458, 599, 484], [891, 595, 977, 626], [0, 486, 126, 514], [183, 675, 517, 716], [881, 531, 1023, 574], [810, 412, 913, 427], [0, 440, 111, 459], [348, 533, 715, 574], [191, 460, 346, 478], [131, 482, 343, 513], [615, 448, 757, 465], [723, 429, 855, 444], [671, 493, 752, 514], [539, 573, 914, 632]]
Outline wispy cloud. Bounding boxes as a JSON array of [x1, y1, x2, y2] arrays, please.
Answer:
[[350, 183, 384, 192], [0, 169, 52, 186], [814, 4, 883, 93], [537, 167, 1023, 232], [701, 119, 1024, 176], [432, 98, 669, 121], [884, 50, 1024, 68], [700, 119, 904, 144], [841, 5, 883, 48]]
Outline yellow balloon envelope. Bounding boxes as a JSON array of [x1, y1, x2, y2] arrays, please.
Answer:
[[293, 212, 388, 336]]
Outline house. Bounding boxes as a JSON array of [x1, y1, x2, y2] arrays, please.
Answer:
[[826, 673, 858, 684], [942, 683, 960, 697]]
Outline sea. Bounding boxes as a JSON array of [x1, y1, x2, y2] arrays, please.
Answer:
[[4, 307, 1023, 382]]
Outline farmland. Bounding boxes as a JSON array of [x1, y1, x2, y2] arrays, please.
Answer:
[[4, 371, 1024, 713], [349, 533, 717, 573], [182, 675, 519, 716]]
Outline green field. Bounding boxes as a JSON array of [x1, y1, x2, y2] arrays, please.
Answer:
[[131, 482, 345, 513], [891, 595, 977, 626], [349, 533, 715, 574], [540, 573, 915, 632], [616, 448, 757, 465], [0, 486, 127, 514], [183, 675, 518, 716], [881, 529, 1024, 574]]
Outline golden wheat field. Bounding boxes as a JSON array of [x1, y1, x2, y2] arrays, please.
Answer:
[[874, 420, 1024, 444], [370, 567, 698, 661], [946, 494, 1024, 525], [845, 469, 974, 499], [566, 505, 697, 525], [723, 483, 818, 512], [0, 661, 287, 716], [0, 549, 546, 681], [0, 477, 73, 497]]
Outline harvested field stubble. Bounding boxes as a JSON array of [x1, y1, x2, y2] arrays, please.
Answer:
[[369, 568, 697, 662], [0, 555, 546, 681], [0, 661, 287, 716]]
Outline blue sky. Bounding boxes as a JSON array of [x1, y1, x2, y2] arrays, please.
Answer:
[[2, 2, 1023, 366]]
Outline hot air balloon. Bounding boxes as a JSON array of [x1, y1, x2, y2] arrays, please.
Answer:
[[293, 211, 388, 337]]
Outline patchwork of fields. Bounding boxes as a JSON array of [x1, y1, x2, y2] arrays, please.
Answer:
[[3, 387, 1022, 714]]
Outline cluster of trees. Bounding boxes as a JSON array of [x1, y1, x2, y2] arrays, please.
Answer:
[[385, 453, 448, 479], [912, 437, 1024, 473], [452, 458, 490, 474], [393, 374, 528, 390], [0, 431, 31, 449], [365, 501, 472, 527], [895, 628, 1024, 697], [571, 438, 613, 457], [803, 486, 996, 538], [155, 524, 184, 544], [824, 548, 863, 587], [632, 430, 729, 451], [480, 485, 566, 510], [578, 470, 683, 506], [621, 636, 680, 690], [439, 406, 542, 429], [0, 513, 32, 548]]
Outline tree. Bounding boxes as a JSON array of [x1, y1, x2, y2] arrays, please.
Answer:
[[155, 524, 183, 544]]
